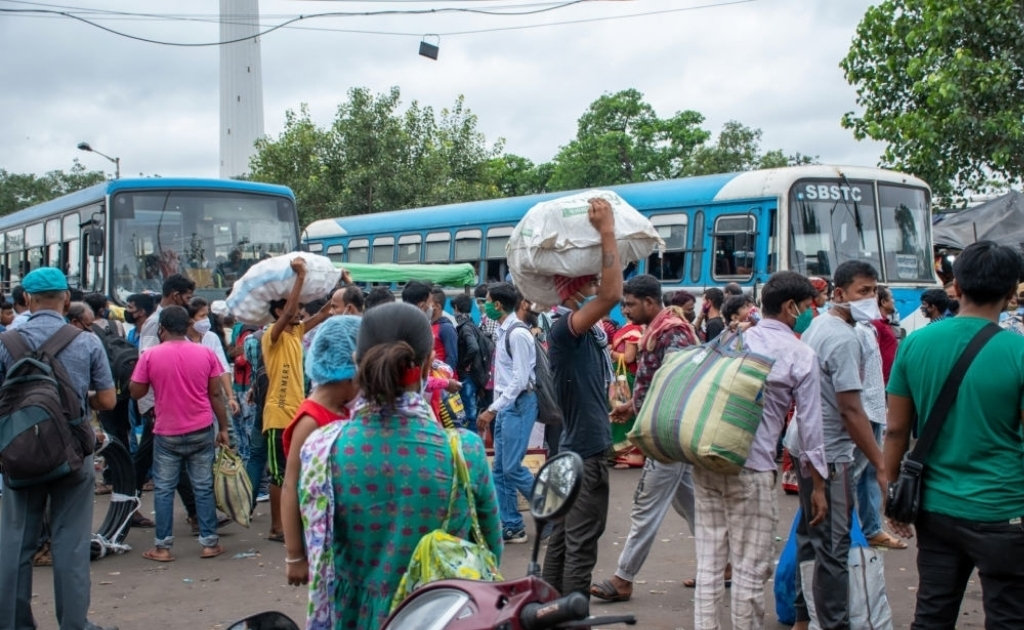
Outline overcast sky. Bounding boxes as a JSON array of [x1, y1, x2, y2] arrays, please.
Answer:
[[0, 0, 887, 180]]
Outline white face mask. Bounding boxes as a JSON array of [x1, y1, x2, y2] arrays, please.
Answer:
[[424, 306, 435, 321], [193, 319, 212, 335], [848, 297, 881, 323]]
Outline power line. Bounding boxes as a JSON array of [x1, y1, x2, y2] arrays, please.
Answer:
[[0, 0, 768, 44]]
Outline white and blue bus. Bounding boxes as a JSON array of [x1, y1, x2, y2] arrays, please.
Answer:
[[304, 165, 937, 327], [0, 178, 300, 303]]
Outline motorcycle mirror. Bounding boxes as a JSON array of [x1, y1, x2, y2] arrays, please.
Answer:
[[529, 451, 584, 522], [226, 612, 301, 630]]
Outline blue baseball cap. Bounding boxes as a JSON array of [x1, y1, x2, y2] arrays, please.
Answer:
[[21, 268, 69, 294]]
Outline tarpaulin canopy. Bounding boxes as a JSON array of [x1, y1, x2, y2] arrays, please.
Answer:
[[932, 192, 1024, 251], [335, 262, 477, 286]]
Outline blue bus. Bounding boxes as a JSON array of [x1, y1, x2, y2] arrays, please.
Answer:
[[0, 178, 300, 303], [304, 165, 937, 328]]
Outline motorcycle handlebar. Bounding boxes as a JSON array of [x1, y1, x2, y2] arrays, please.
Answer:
[[520, 592, 590, 630]]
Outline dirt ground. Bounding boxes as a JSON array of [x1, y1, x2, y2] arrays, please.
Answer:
[[16, 467, 987, 629]]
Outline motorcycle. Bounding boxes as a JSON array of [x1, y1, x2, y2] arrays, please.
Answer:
[[227, 451, 636, 630]]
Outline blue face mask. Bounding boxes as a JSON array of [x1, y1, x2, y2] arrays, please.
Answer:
[[576, 294, 596, 308]]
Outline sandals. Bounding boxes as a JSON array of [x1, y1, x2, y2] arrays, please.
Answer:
[[267, 531, 285, 543], [868, 532, 908, 550], [590, 579, 631, 602], [142, 548, 175, 563], [94, 483, 113, 496], [131, 514, 156, 528], [201, 544, 226, 559]]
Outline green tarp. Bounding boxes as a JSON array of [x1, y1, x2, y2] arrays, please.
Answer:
[[334, 262, 477, 287]]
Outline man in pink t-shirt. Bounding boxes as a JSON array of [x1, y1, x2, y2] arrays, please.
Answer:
[[130, 305, 230, 562]]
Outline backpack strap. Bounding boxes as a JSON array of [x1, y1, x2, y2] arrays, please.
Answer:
[[0, 329, 32, 362], [38, 324, 83, 359]]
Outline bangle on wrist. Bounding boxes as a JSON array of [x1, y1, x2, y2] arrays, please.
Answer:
[[285, 555, 306, 564]]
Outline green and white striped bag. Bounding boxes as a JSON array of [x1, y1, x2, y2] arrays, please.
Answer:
[[627, 331, 774, 475]]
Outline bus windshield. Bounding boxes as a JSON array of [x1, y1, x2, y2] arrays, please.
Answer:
[[787, 179, 932, 283], [110, 189, 297, 300]]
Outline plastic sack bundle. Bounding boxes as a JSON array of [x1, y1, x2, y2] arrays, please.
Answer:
[[226, 252, 340, 325], [214, 448, 253, 528], [507, 190, 663, 308]]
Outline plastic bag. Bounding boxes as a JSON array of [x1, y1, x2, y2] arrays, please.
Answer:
[[226, 253, 340, 325], [507, 190, 663, 308], [214, 448, 253, 528]]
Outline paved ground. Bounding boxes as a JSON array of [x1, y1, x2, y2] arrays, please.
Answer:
[[17, 466, 987, 629]]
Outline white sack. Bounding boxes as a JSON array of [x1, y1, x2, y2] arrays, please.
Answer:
[[798, 549, 894, 630], [507, 190, 663, 308], [226, 252, 340, 325]]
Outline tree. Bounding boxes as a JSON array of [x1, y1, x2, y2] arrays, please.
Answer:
[[483, 154, 553, 197], [689, 121, 818, 175], [0, 160, 107, 216], [248, 87, 504, 225], [841, 0, 1024, 204], [547, 89, 711, 190]]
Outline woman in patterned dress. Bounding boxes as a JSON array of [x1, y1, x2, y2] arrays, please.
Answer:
[[298, 302, 502, 629]]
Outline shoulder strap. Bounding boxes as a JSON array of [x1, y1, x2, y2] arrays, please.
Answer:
[[38, 324, 83, 359], [909, 322, 1001, 464], [441, 430, 488, 547], [504, 322, 531, 357], [0, 329, 32, 361]]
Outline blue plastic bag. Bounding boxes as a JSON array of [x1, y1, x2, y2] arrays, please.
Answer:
[[774, 507, 868, 625]]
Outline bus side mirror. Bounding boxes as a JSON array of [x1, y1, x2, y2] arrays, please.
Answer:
[[86, 226, 105, 257]]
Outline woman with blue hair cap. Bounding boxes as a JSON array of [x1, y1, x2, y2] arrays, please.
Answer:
[[280, 315, 361, 586]]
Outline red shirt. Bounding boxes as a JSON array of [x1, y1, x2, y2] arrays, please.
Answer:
[[282, 399, 350, 456], [871, 319, 898, 384]]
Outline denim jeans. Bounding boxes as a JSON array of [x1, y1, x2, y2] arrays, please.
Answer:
[[232, 392, 255, 468], [246, 415, 268, 509], [491, 391, 538, 532], [153, 426, 219, 548], [912, 510, 1024, 629], [460, 378, 479, 429], [852, 423, 884, 538]]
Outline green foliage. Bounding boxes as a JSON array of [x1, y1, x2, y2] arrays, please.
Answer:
[[248, 87, 505, 225], [841, 0, 1024, 204], [0, 160, 107, 217], [689, 121, 819, 175]]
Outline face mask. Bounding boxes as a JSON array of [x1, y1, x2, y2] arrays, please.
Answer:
[[193, 319, 212, 335], [576, 294, 596, 308], [484, 302, 502, 320], [123, 310, 135, 326], [793, 306, 814, 334], [424, 306, 435, 321], [848, 297, 881, 323]]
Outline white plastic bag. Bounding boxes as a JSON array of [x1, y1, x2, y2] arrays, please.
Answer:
[[226, 252, 340, 325], [798, 547, 894, 630], [507, 190, 663, 308]]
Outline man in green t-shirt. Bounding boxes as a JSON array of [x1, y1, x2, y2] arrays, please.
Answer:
[[886, 240, 1024, 627]]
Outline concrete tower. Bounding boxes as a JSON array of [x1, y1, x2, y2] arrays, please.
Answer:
[[219, 0, 265, 178]]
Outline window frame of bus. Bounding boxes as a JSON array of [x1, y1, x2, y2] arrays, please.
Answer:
[[711, 214, 757, 282], [326, 244, 343, 264], [454, 229, 482, 262], [45, 218, 61, 270], [645, 213, 689, 283], [372, 236, 396, 264], [877, 182, 933, 284], [5, 228, 24, 285], [691, 211, 705, 284], [25, 222, 44, 276], [425, 231, 451, 263], [63, 213, 81, 287], [398, 234, 422, 264], [347, 238, 369, 264]]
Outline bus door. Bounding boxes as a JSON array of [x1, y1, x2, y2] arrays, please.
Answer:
[[704, 205, 766, 288]]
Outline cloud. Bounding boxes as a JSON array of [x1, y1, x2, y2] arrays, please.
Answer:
[[0, 0, 883, 179]]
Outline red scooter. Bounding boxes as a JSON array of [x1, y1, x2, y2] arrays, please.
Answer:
[[228, 451, 635, 630]]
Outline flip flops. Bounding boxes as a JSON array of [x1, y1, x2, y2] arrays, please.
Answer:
[[142, 549, 175, 563], [267, 531, 285, 543], [590, 579, 631, 602], [200, 544, 226, 559], [868, 532, 908, 550]]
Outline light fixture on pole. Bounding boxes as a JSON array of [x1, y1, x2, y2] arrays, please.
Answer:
[[419, 34, 440, 60], [77, 142, 121, 179]]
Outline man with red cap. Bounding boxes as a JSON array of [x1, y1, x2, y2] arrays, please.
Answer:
[[541, 198, 623, 598]]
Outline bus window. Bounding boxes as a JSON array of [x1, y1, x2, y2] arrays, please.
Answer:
[[485, 227, 513, 282], [691, 211, 704, 284], [65, 239, 81, 287], [307, 242, 324, 254], [767, 208, 778, 273], [46, 219, 61, 245], [25, 223, 44, 273], [326, 244, 344, 264], [372, 236, 395, 264], [6, 229, 23, 284], [455, 229, 482, 262], [398, 234, 422, 264], [879, 184, 932, 283], [712, 215, 756, 281], [425, 232, 451, 263], [788, 180, 881, 278], [646, 214, 687, 282], [348, 239, 369, 264]]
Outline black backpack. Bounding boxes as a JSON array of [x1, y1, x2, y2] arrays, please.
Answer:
[[0, 325, 95, 489], [505, 322, 563, 425], [92, 323, 139, 402], [457, 318, 495, 389], [246, 328, 269, 417]]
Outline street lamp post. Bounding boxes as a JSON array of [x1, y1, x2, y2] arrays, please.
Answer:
[[77, 142, 120, 179]]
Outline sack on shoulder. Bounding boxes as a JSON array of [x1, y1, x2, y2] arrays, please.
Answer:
[[214, 447, 253, 528], [390, 431, 501, 611], [0, 326, 94, 489], [627, 330, 773, 474]]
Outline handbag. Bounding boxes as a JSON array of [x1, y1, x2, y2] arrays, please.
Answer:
[[213, 447, 253, 528], [390, 430, 502, 611], [627, 329, 774, 474], [884, 323, 1001, 524]]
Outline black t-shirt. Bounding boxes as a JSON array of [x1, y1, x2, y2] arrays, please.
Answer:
[[705, 316, 725, 342], [547, 314, 612, 459]]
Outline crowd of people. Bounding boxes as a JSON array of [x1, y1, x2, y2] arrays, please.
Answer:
[[1, 195, 1022, 629]]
